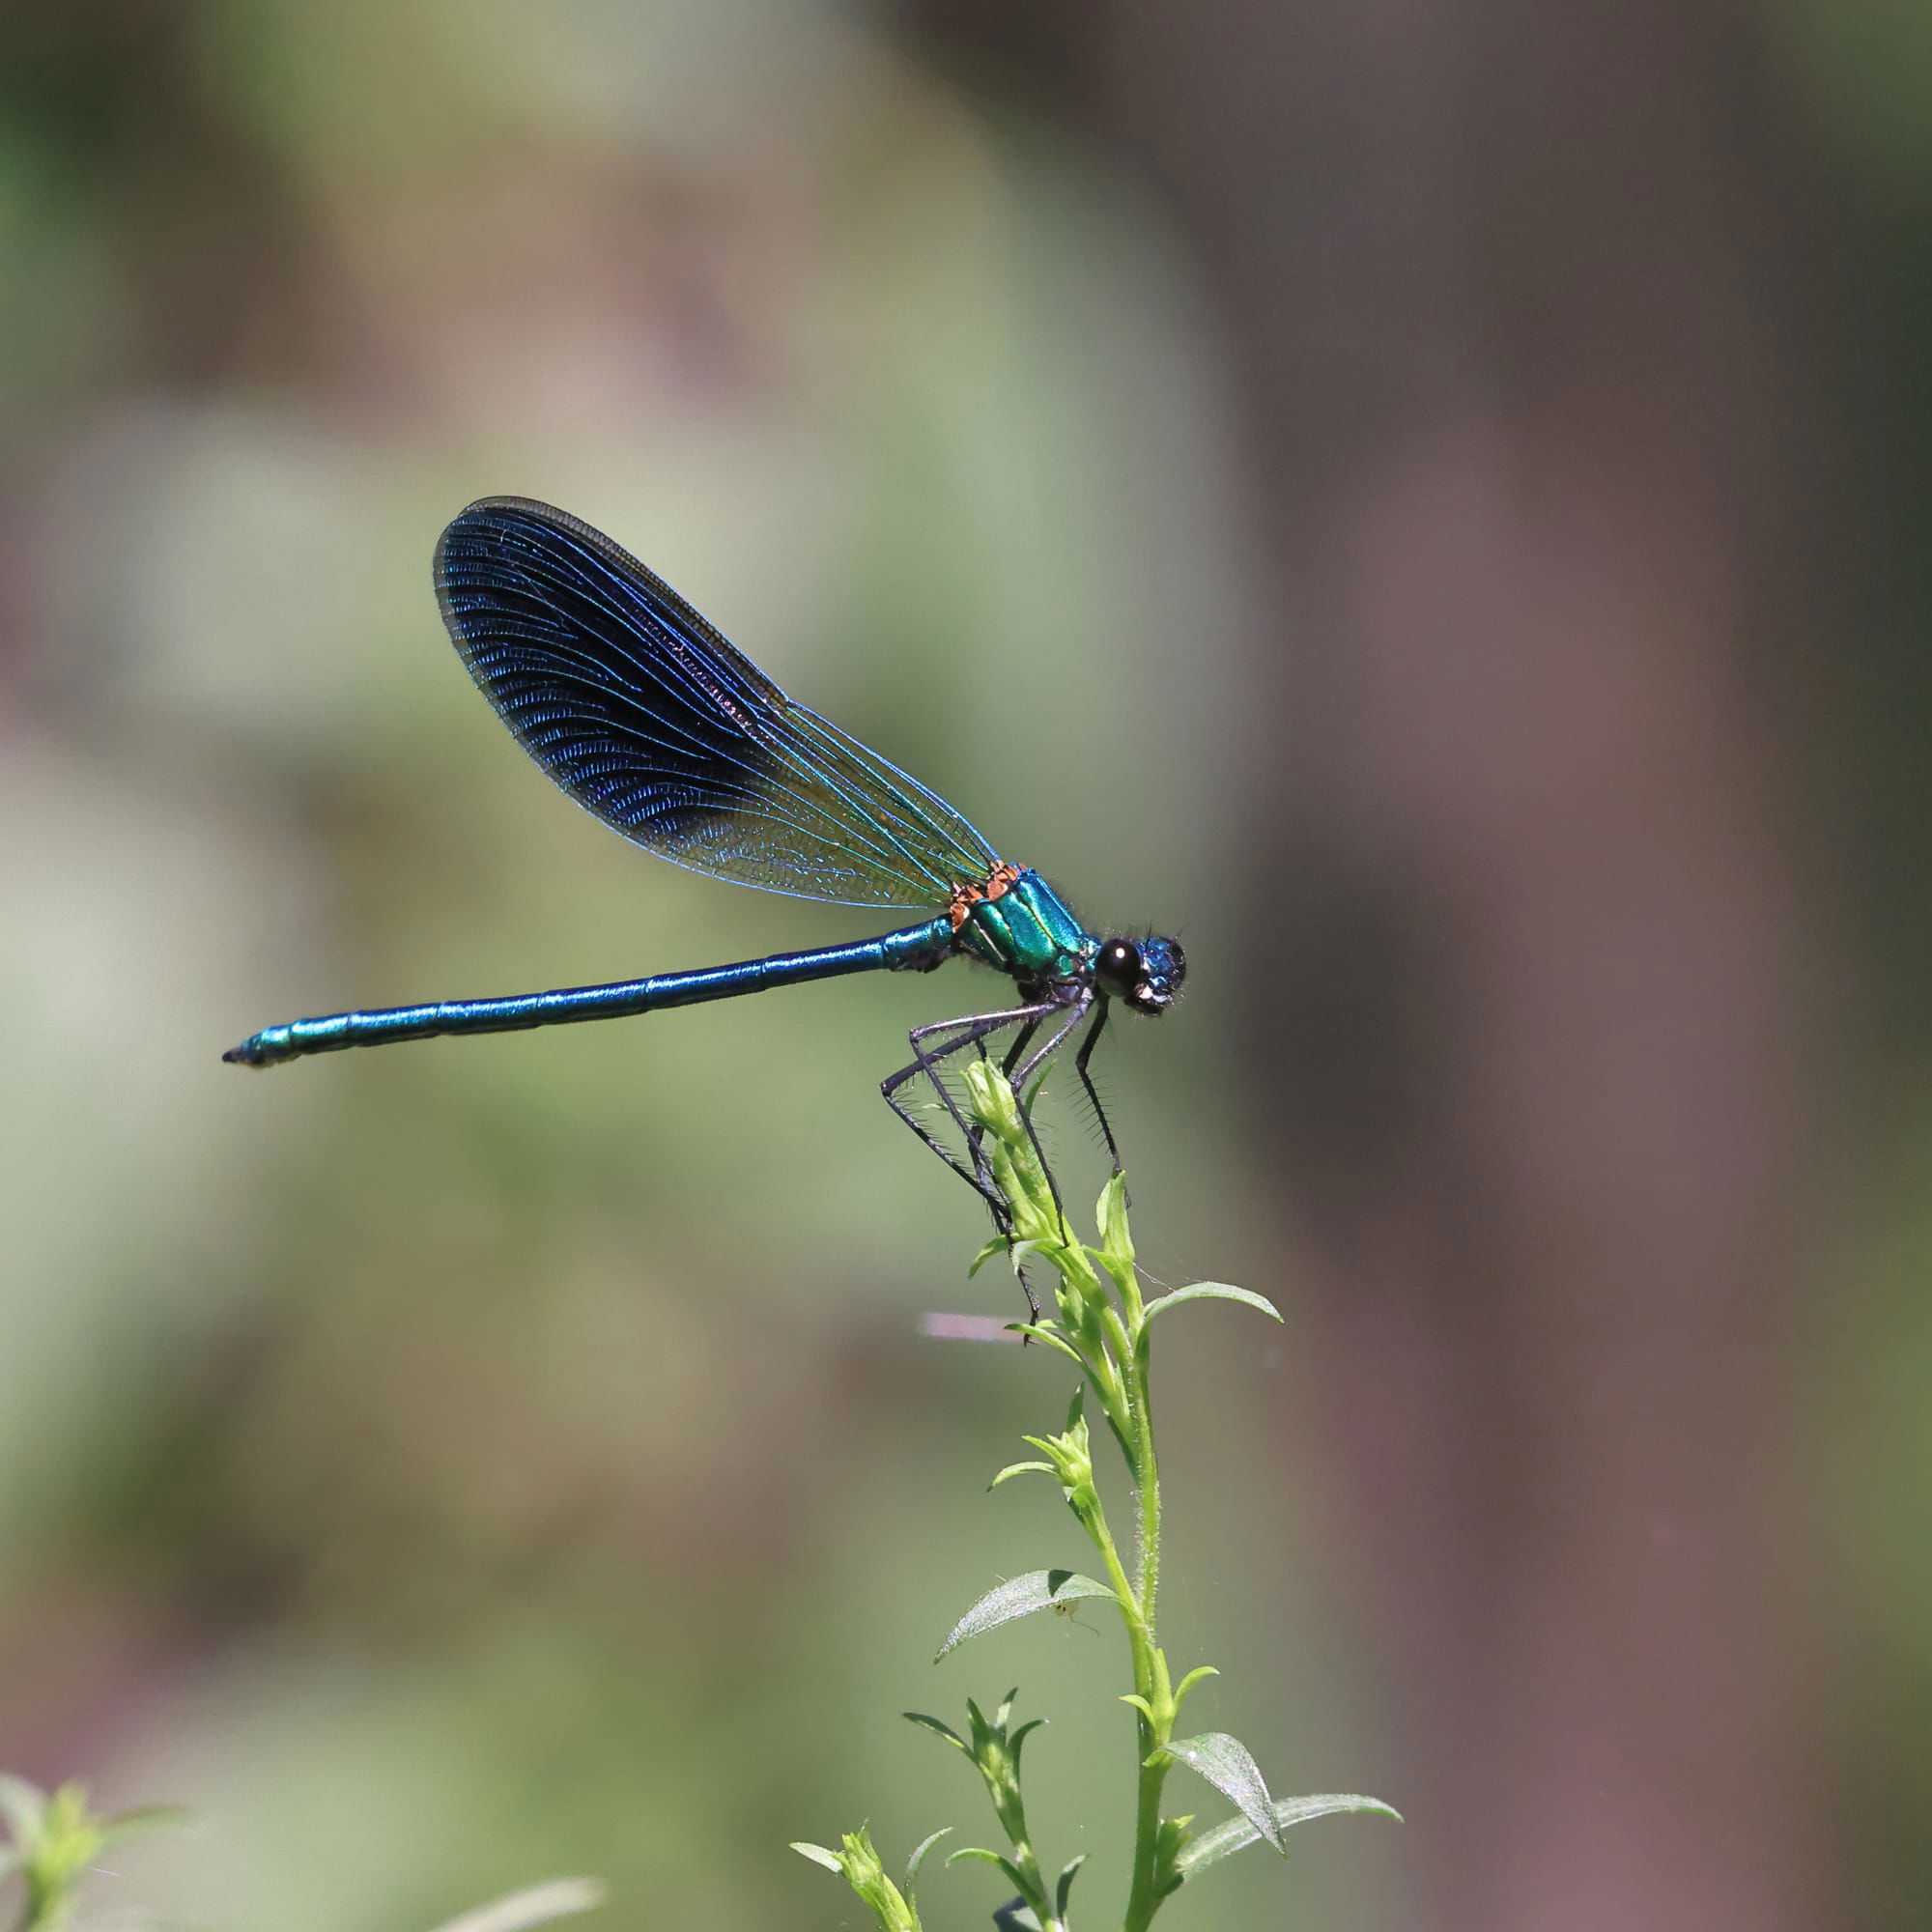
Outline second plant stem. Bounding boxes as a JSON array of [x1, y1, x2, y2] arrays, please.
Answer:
[[1083, 1294, 1174, 1932]]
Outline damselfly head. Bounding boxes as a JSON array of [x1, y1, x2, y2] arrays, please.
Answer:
[[1095, 935, 1185, 1015]]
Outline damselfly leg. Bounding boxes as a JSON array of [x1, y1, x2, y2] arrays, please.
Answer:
[[1073, 998, 1124, 1181], [881, 1002, 1058, 1215], [882, 998, 1087, 1319]]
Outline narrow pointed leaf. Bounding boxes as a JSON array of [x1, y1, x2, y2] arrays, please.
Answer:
[[970, 1238, 1046, 1281], [1174, 1793, 1404, 1881], [1157, 1732, 1286, 1854], [988, 1461, 1056, 1490], [904, 1711, 968, 1751], [904, 1826, 953, 1897], [1007, 1324, 1089, 1367], [1145, 1282, 1282, 1322], [424, 1878, 607, 1932], [791, 1841, 843, 1874], [1055, 1853, 1089, 1918], [1173, 1664, 1221, 1711], [1152, 1813, 1195, 1898], [1094, 1172, 1134, 1289], [946, 1847, 1030, 1896], [936, 1570, 1116, 1659]]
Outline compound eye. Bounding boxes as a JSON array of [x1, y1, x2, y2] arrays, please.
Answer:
[[1096, 938, 1141, 996]]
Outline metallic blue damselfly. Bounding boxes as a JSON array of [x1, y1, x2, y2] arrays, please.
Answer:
[[225, 499, 1185, 1252]]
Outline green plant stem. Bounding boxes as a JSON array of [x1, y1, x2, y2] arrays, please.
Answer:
[[1065, 1282, 1175, 1930], [884, 1066, 1391, 1931], [1121, 1315, 1174, 1932], [966, 1068, 1199, 1929], [1007, 1808, 1056, 1930], [1048, 1273, 1182, 1924]]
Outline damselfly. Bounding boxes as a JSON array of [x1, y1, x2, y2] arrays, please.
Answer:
[[225, 499, 1185, 1238]]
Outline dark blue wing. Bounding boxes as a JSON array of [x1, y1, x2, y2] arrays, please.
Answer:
[[434, 498, 1004, 910]]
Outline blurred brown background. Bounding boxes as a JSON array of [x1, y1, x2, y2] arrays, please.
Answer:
[[3, 3, 1926, 1928]]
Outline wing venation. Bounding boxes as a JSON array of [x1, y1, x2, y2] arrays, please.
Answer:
[[433, 497, 1002, 909]]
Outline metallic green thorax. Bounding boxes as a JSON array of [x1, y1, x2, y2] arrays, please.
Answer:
[[957, 869, 1094, 984]]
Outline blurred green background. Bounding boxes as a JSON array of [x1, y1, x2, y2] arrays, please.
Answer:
[[4, 4, 1928, 1928]]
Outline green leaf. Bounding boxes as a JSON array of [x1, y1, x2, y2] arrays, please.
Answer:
[[1155, 1732, 1286, 1854], [1174, 1793, 1404, 1881], [1007, 1715, 1048, 1781], [1151, 1813, 1195, 1898], [1172, 1664, 1221, 1712], [1144, 1282, 1282, 1322], [969, 1237, 1045, 1280], [1094, 1172, 1133, 1268], [964, 1059, 1025, 1137], [904, 1712, 969, 1752], [792, 1841, 844, 1873], [1097, 1175, 1136, 1298], [936, 1570, 1117, 1659], [992, 1901, 1044, 1932], [988, 1461, 1056, 1490], [904, 1826, 952, 1898], [424, 1878, 607, 1932], [946, 1846, 1030, 1896], [1054, 1853, 1088, 1918], [1006, 1324, 1089, 1368]]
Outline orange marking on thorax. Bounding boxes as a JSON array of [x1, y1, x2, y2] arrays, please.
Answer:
[[946, 861, 1024, 930]]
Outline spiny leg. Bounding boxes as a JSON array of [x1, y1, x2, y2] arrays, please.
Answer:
[[882, 1001, 1061, 1320], [883, 1015, 1025, 1212], [881, 1002, 1056, 1216], [960, 1004, 1082, 1252], [988, 1017, 1041, 1072], [1073, 997, 1123, 1176], [911, 1003, 1059, 1198], [1011, 992, 1094, 1106], [1008, 992, 1094, 1244]]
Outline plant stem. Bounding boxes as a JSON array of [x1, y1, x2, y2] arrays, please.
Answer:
[[1120, 1309, 1174, 1932], [962, 1068, 1193, 1930], [1070, 1283, 1174, 1930]]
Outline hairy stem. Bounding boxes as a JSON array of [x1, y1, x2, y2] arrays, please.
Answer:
[[1121, 1317, 1173, 1932]]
